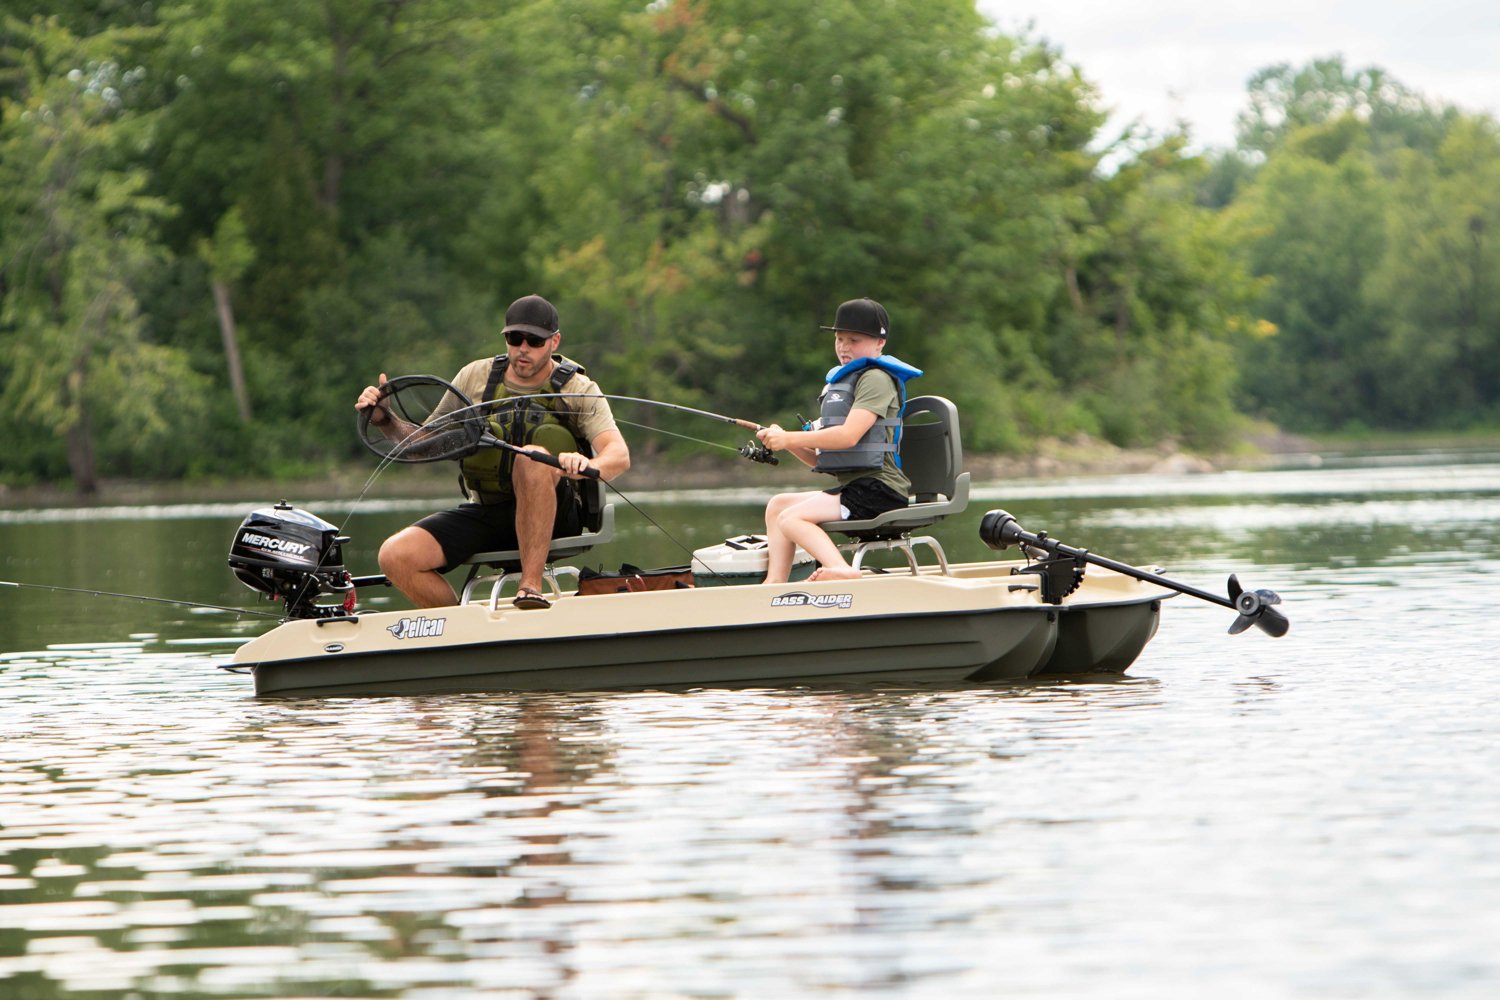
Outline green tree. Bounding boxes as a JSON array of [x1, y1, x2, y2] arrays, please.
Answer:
[[1057, 138, 1251, 448], [0, 16, 207, 489], [1236, 55, 1449, 158], [1227, 120, 1389, 430], [141, 0, 503, 465], [1366, 116, 1500, 425]]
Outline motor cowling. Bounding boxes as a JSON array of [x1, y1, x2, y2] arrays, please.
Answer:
[[229, 500, 354, 619]]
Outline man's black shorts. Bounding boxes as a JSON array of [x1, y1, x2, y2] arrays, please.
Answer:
[[824, 476, 909, 520], [416, 481, 583, 572]]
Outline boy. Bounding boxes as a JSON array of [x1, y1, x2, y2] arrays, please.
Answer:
[[755, 298, 922, 582]]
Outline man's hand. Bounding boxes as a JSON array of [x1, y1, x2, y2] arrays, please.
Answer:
[[554, 450, 594, 478], [356, 373, 391, 424]]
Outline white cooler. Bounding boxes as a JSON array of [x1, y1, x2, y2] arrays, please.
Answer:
[[691, 534, 815, 586]]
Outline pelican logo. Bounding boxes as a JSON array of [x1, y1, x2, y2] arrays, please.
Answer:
[[771, 591, 854, 610], [387, 616, 447, 640]]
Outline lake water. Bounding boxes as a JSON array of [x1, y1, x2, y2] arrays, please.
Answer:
[[3, 453, 1499, 998]]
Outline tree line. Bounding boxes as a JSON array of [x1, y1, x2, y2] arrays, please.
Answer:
[[1, 2, 1496, 493]]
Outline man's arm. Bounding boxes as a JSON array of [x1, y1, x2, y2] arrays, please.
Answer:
[[578, 428, 630, 482]]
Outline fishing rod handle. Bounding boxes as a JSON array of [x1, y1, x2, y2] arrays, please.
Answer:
[[483, 433, 601, 479], [514, 444, 601, 479]]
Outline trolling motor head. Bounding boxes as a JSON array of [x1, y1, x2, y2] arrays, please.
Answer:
[[978, 509, 1024, 551], [229, 501, 354, 619]]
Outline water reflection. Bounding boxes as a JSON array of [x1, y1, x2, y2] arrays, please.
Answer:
[[3, 457, 1500, 996]]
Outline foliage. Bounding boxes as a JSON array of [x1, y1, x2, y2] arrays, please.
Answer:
[[1226, 62, 1500, 432], [0, 16, 206, 489], [3, 8, 1495, 491]]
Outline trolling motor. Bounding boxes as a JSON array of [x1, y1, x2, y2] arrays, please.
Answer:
[[228, 501, 357, 620], [978, 509, 1289, 637]]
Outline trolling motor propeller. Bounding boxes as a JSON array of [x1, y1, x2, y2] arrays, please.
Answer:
[[978, 509, 1289, 638], [1227, 574, 1289, 637]]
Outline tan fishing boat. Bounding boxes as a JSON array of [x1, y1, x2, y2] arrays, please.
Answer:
[[229, 547, 1175, 697], [224, 384, 1286, 697]]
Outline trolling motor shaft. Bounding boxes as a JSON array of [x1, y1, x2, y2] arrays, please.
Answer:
[[978, 509, 1289, 637]]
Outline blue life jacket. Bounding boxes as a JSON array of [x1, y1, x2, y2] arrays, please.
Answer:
[[811, 355, 923, 473]]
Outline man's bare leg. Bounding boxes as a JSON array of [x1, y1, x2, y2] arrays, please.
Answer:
[[378, 526, 457, 608], [511, 449, 561, 598]]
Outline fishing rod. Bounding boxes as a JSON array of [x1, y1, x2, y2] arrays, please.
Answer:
[[0, 579, 283, 620], [353, 375, 725, 582], [361, 380, 781, 467]]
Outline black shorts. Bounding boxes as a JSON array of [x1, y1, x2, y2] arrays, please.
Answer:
[[824, 477, 909, 520], [416, 481, 583, 572]]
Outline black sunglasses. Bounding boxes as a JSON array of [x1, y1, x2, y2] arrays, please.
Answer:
[[504, 330, 554, 348]]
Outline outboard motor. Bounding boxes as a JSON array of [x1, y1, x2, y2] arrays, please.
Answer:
[[229, 500, 355, 619]]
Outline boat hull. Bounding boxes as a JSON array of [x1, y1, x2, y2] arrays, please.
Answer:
[[234, 561, 1171, 697]]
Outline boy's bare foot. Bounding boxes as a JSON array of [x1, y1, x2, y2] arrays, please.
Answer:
[[808, 565, 861, 582]]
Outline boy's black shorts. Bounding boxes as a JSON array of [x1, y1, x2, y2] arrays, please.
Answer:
[[824, 477, 909, 520], [416, 481, 583, 572]]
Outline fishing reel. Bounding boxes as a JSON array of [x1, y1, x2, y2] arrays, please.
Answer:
[[739, 441, 779, 465]]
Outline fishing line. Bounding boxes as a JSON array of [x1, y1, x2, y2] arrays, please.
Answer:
[[401, 390, 771, 438], [338, 382, 777, 587], [0, 579, 283, 620], [612, 417, 743, 454], [595, 479, 718, 576]]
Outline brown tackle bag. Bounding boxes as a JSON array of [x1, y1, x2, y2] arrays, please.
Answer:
[[576, 563, 695, 596]]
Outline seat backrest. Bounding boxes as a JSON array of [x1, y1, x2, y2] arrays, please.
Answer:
[[896, 396, 962, 502]]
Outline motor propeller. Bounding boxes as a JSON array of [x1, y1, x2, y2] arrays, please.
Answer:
[[978, 509, 1289, 638], [1227, 574, 1289, 637]]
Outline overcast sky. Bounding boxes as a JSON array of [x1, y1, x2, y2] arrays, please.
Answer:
[[977, 1, 1500, 149]]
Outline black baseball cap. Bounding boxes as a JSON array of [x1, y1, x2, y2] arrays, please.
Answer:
[[501, 294, 560, 338], [820, 298, 889, 339]]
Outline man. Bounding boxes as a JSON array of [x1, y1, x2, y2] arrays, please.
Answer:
[[356, 294, 629, 609]]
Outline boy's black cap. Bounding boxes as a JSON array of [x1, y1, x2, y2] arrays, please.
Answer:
[[820, 298, 889, 338], [501, 294, 560, 338]]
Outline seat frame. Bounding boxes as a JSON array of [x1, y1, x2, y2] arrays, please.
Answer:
[[819, 395, 969, 576], [457, 479, 614, 608]]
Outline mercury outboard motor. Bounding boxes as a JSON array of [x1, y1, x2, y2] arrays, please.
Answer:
[[229, 500, 355, 619]]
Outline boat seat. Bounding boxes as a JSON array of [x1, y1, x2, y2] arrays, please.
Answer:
[[820, 394, 969, 575], [458, 477, 614, 607]]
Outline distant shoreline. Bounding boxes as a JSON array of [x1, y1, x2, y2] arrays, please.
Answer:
[[5, 429, 1498, 510]]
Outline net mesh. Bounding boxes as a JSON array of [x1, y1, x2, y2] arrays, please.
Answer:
[[358, 375, 484, 464]]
